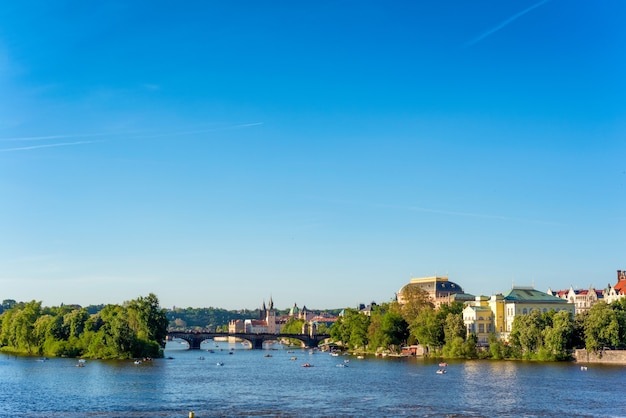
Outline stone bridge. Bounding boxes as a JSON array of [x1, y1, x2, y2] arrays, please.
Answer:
[[167, 331, 330, 350]]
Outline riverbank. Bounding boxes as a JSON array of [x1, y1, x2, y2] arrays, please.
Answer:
[[573, 349, 626, 365]]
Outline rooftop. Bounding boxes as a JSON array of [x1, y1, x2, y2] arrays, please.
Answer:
[[503, 287, 568, 303]]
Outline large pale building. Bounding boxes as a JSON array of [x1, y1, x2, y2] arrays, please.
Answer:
[[547, 285, 603, 315], [397, 276, 472, 308], [463, 287, 574, 341]]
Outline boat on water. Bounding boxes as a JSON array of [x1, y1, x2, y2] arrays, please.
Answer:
[[134, 360, 142, 365], [216, 362, 224, 366], [290, 356, 297, 360], [302, 363, 313, 368], [436, 369, 446, 374], [357, 355, 364, 359], [439, 362, 448, 367], [581, 366, 588, 371], [336, 363, 348, 368]]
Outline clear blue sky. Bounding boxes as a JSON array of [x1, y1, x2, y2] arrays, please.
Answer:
[[1, 1, 624, 310]]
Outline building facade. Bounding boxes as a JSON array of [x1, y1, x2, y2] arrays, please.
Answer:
[[547, 285, 603, 315], [397, 276, 472, 308], [228, 297, 279, 334], [604, 270, 626, 304], [463, 287, 574, 341], [463, 296, 494, 345]]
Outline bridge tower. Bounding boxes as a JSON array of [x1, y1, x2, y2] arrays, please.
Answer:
[[267, 296, 277, 334]]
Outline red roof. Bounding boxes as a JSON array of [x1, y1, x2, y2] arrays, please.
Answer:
[[614, 280, 626, 294]]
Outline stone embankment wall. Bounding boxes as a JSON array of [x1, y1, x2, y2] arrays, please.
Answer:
[[573, 349, 626, 365]]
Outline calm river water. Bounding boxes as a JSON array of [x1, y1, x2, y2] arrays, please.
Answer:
[[1, 340, 624, 417]]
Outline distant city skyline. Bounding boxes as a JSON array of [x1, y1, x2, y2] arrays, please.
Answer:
[[1, 1, 624, 310]]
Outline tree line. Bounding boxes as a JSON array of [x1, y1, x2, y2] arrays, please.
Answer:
[[0, 293, 168, 359], [329, 287, 626, 360]]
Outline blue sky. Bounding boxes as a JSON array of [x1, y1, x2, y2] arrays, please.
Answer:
[[1, 1, 624, 310]]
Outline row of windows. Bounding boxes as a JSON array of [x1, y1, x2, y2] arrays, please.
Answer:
[[467, 323, 494, 333], [506, 307, 570, 316]]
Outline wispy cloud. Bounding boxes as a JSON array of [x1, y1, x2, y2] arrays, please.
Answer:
[[0, 122, 264, 152], [0, 140, 103, 152], [0, 133, 111, 142], [466, 0, 550, 46]]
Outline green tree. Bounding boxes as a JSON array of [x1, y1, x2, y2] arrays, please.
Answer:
[[510, 310, 545, 359], [488, 333, 511, 359], [367, 305, 408, 352], [126, 293, 168, 347], [443, 312, 466, 344], [609, 298, 626, 345], [398, 285, 434, 324], [330, 309, 370, 350], [10, 301, 42, 354], [584, 302, 620, 353], [281, 317, 306, 334], [410, 307, 443, 353], [542, 310, 574, 360]]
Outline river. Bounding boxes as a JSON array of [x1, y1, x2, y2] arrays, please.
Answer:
[[1, 340, 624, 417]]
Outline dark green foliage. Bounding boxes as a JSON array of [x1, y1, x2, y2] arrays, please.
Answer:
[[583, 301, 620, 353], [281, 317, 306, 334], [330, 308, 371, 350], [366, 304, 409, 352], [0, 294, 168, 359], [166, 307, 251, 330]]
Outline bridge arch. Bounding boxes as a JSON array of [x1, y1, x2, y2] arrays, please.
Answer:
[[166, 331, 330, 350]]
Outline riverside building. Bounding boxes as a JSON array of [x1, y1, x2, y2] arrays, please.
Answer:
[[396, 276, 473, 308]]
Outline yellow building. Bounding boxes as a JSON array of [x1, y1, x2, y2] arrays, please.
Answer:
[[464, 287, 574, 342]]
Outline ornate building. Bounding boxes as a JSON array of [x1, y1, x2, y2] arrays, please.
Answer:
[[604, 270, 626, 304], [397, 276, 473, 308], [228, 297, 279, 334], [547, 285, 603, 315]]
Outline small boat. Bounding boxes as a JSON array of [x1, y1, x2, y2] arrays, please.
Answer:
[[302, 363, 313, 368], [198, 356, 205, 360], [336, 363, 348, 368], [290, 356, 297, 360], [216, 362, 224, 366], [580, 366, 588, 371], [76, 359, 86, 368], [264, 354, 272, 358], [330, 352, 339, 357], [343, 359, 350, 363], [436, 369, 446, 374], [134, 360, 142, 365], [357, 355, 364, 360], [439, 362, 448, 367]]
